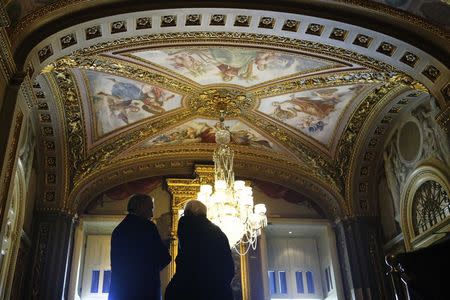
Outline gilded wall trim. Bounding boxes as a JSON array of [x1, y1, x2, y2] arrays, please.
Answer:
[[0, 28, 15, 79], [0, 110, 23, 227], [69, 155, 343, 220], [336, 74, 428, 214], [436, 105, 450, 132], [0, 3, 9, 27], [44, 56, 196, 191]]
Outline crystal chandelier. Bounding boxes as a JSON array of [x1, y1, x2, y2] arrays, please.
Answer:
[[196, 113, 267, 255]]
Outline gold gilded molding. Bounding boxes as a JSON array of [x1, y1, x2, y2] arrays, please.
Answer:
[[0, 28, 15, 79], [45, 55, 196, 190], [251, 70, 391, 98], [0, 110, 23, 224], [188, 88, 254, 118], [69, 152, 342, 217], [436, 105, 449, 132], [336, 73, 429, 214], [75, 32, 395, 72], [20, 76, 37, 109], [244, 111, 342, 192], [78, 55, 196, 95]]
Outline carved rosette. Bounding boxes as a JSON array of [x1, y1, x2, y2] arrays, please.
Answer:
[[188, 88, 254, 118]]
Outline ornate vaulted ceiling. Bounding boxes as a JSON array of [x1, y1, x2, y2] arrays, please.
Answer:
[[6, 2, 447, 218]]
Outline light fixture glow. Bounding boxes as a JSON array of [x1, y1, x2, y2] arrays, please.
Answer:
[[197, 112, 267, 255]]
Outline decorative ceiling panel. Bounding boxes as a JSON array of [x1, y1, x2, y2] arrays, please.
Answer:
[[124, 46, 346, 87], [139, 118, 291, 155], [257, 84, 371, 146], [82, 69, 183, 139]]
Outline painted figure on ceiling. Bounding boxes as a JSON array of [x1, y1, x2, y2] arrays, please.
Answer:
[[109, 78, 175, 115], [94, 92, 141, 124], [168, 52, 206, 76], [150, 121, 273, 149], [209, 48, 276, 82]]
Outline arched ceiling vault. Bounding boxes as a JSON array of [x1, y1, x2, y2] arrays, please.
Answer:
[[16, 4, 448, 218]]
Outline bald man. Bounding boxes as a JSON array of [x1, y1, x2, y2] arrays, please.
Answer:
[[109, 194, 171, 300]]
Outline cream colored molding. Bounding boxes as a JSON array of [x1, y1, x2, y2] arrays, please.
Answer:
[[30, 74, 67, 210], [347, 87, 418, 216], [20, 76, 36, 110], [400, 164, 450, 251]]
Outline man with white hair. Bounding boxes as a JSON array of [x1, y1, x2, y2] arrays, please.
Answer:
[[165, 200, 235, 300], [109, 194, 171, 300]]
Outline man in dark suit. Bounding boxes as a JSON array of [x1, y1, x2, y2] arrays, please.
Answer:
[[165, 200, 235, 300], [109, 194, 171, 300]]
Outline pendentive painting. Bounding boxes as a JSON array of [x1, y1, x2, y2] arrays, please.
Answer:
[[129, 47, 340, 87], [85, 70, 183, 138], [258, 84, 367, 145], [142, 118, 283, 152]]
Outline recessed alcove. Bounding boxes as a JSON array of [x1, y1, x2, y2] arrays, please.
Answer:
[[398, 120, 421, 163]]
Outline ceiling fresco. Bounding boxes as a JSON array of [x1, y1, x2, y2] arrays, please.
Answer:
[[257, 84, 369, 145], [125, 46, 344, 87], [83, 70, 183, 138], [140, 118, 287, 154], [8, 2, 444, 219]]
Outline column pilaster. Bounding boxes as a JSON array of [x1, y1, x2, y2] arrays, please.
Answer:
[[28, 211, 76, 300]]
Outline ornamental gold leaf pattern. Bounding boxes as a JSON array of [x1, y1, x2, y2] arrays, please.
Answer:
[[46, 55, 196, 188], [74, 55, 194, 94], [252, 71, 392, 98], [75, 110, 193, 184], [188, 88, 254, 117]]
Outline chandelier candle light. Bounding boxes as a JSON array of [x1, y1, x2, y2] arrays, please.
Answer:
[[196, 112, 267, 255]]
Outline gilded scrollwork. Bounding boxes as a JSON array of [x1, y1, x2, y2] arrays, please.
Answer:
[[244, 111, 342, 191], [188, 88, 254, 118], [251, 71, 393, 99], [75, 55, 195, 95], [0, 111, 23, 223], [44, 54, 198, 190]]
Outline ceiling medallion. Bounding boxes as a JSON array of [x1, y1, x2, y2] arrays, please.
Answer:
[[188, 88, 254, 118]]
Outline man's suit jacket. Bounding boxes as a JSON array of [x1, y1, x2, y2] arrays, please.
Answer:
[[109, 214, 171, 300]]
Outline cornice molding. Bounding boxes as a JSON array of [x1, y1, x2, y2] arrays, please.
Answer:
[[0, 28, 15, 79], [68, 156, 344, 220], [0, 2, 10, 27], [10, 0, 449, 56]]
